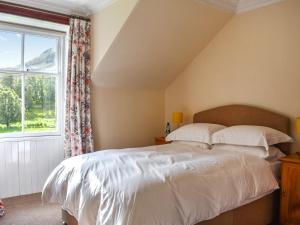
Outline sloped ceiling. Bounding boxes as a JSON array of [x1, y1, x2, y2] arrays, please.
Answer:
[[92, 0, 233, 88], [7, 0, 284, 88]]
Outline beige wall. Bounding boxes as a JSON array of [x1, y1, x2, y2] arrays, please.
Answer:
[[91, 87, 164, 149], [91, 0, 164, 150], [165, 0, 300, 152]]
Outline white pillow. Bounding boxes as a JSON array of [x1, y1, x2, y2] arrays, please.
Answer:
[[172, 141, 210, 149], [212, 144, 286, 160], [212, 125, 292, 150], [267, 147, 286, 161], [166, 123, 226, 144]]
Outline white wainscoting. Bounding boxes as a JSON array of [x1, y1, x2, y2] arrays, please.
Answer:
[[0, 136, 64, 198]]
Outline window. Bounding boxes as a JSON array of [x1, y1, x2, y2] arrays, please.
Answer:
[[0, 23, 65, 137]]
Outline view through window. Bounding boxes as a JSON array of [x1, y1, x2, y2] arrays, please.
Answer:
[[0, 24, 64, 136]]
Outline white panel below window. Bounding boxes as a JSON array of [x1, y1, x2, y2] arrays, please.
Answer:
[[0, 137, 64, 198]]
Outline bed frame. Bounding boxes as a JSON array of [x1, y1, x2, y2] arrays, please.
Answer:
[[62, 104, 291, 225]]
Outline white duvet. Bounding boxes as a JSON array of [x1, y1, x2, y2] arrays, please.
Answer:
[[42, 143, 279, 225]]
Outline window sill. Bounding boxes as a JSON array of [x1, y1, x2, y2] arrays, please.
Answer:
[[0, 133, 63, 142]]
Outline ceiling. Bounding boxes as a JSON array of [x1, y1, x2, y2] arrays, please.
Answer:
[[7, 0, 283, 16], [3, 0, 118, 16], [200, 0, 284, 13]]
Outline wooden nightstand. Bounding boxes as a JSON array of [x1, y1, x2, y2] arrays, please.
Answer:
[[154, 137, 171, 145], [280, 154, 300, 225]]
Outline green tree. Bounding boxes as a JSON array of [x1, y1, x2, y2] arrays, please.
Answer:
[[25, 76, 55, 110], [0, 87, 21, 128], [0, 74, 22, 97]]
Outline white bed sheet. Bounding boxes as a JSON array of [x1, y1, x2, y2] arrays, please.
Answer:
[[42, 143, 279, 225], [269, 160, 281, 180]]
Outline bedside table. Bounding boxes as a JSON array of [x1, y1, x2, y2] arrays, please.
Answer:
[[280, 154, 300, 225], [154, 137, 171, 145]]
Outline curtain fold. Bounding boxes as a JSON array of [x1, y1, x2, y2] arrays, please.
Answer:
[[0, 199, 4, 217], [64, 18, 94, 158]]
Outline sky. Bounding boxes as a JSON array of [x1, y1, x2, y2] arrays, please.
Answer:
[[0, 29, 58, 72]]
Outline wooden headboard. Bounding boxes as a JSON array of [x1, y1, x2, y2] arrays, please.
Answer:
[[193, 105, 291, 154]]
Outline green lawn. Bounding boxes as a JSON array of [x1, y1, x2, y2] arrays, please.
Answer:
[[0, 126, 22, 133], [0, 106, 56, 134]]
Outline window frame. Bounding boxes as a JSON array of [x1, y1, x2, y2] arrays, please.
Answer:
[[0, 21, 66, 138]]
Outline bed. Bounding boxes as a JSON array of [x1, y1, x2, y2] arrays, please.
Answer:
[[43, 105, 291, 225]]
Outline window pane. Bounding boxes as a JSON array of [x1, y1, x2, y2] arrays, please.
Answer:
[[25, 35, 58, 73], [25, 75, 57, 133], [0, 74, 22, 133], [0, 30, 22, 70]]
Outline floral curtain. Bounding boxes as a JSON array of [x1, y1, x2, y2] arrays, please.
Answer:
[[64, 18, 94, 158], [0, 199, 4, 217]]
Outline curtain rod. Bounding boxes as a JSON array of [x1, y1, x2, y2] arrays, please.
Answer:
[[70, 15, 91, 22], [0, 1, 90, 25]]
